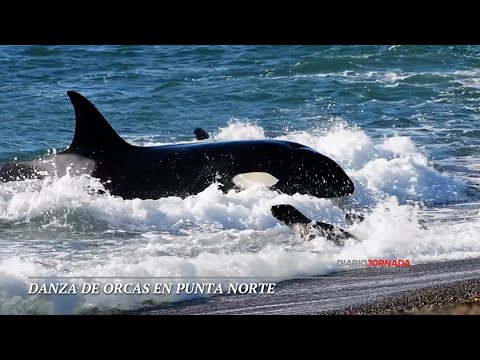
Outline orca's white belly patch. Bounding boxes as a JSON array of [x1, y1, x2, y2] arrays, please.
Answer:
[[232, 172, 279, 189]]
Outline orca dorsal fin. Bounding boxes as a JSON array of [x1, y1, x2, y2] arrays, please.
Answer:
[[66, 91, 131, 154]]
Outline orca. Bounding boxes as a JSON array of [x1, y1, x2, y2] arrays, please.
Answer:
[[0, 91, 355, 200], [271, 204, 358, 245]]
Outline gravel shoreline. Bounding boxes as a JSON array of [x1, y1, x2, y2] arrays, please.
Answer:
[[325, 278, 480, 315], [86, 258, 480, 315]]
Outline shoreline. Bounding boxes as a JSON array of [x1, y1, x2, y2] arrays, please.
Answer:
[[325, 278, 480, 315], [129, 258, 480, 315]]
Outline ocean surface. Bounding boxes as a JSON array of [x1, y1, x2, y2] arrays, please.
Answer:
[[0, 45, 479, 314]]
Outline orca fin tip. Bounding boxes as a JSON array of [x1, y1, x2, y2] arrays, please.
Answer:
[[67, 90, 85, 101]]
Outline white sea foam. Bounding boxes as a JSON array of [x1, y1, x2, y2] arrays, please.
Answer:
[[457, 78, 480, 89], [0, 122, 477, 314], [213, 120, 266, 140], [269, 68, 480, 89]]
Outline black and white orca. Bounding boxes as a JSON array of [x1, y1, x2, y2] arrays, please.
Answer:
[[0, 91, 355, 200]]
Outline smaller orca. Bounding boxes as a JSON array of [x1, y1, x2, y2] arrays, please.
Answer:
[[194, 128, 210, 140], [271, 204, 359, 246]]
